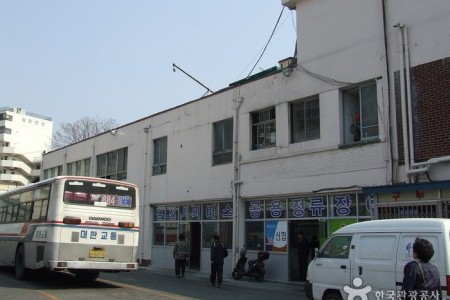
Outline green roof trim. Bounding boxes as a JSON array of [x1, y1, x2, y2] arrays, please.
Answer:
[[229, 66, 279, 87]]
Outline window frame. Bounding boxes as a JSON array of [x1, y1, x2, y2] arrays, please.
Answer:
[[342, 82, 379, 145], [153, 136, 168, 176], [96, 148, 128, 180], [291, 97, 320, 143], [251, 107, 276, 150], [212, 118, 233, 166]]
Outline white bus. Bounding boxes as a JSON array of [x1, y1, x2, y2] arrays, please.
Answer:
[[0, 176, 139, 281]]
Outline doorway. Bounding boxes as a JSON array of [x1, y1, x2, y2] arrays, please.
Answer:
[[189, 222, 201, 270], [288, 220, 325, 281]]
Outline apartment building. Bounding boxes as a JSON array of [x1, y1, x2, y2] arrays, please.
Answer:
[[42, 0, 450, 282], [0, 107, 53, 192]]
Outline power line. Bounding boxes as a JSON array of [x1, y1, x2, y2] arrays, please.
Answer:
[[246, 7, 285, 78]]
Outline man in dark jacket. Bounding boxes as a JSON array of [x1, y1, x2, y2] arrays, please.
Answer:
[[210, 234, 228, 288], [297, 231, 310, 281]]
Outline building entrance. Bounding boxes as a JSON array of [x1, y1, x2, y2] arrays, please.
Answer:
[[288, 220, 323, 281], [188, 222, 201, 270]]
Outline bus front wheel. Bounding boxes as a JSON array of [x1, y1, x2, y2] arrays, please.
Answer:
[[15, 245, 30, 280]]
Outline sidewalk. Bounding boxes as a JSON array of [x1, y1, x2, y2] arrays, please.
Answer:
[[137, 265, 305, 291]]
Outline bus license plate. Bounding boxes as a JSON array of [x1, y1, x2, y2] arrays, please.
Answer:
[[89, 248, 105, 258]]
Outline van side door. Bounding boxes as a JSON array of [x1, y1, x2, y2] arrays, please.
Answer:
[[310, 234, 352, 298], [351, 233, 399, 298]]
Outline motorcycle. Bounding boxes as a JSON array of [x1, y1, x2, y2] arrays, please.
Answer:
[[232, 248, 270, 282]]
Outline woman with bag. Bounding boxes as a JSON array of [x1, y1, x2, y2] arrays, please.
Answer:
[[401, 238, 440, 299]]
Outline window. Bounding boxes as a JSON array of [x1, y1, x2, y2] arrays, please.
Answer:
[[43, 166, 63, 179], [154, 223, 164, 245], [31, 186, 50, 221], [219, 222, 232, 249], [213, 118, 233, 165], [251, 107, 276, 150], [245, 221, 264, 250], [67, 158, 91, 176], [319, 235, 352, 259], [0, 113, 12, 121], [63, 180, 136, 209], [202, 222, 218, 248], [343, 83, 378, 144], [0, 126, 12, 134], [153, 136, 167, 175], [165, 222, 178, 246], [291, 98, 320, 143], [96, 148, 127, 180]]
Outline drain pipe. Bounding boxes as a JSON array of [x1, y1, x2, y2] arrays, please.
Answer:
[[394, 23, 411, 182], [403, 26, 415, 172], [395, 24, 450, 178], [232, 95, 244, 268], [407, 156, 450, 175]]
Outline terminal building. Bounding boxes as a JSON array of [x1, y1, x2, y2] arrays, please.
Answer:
[[42, 0, 450, 282]]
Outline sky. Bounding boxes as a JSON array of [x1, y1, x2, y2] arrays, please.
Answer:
[[0, 1, 297, 131]]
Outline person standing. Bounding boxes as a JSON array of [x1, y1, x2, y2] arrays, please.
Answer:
[[401, 238, 440, 299], [297, 231, 310, 281], [210, 234, 228, 288], [173, 233, 189, 278], [309, 235, 320, 259]]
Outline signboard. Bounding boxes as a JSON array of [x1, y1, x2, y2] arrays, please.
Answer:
[[265, 220, 287, 252]]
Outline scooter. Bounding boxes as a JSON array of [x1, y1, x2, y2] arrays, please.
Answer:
[[232, 248, 270, 282]]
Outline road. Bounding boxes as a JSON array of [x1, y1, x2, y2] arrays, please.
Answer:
[[0, 266, 306, 300]]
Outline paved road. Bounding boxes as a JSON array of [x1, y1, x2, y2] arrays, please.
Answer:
[[0, 265, 307, 300], [100, 266, 307, 300]]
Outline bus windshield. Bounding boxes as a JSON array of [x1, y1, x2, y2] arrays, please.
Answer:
[[63, 180, 136, 209]]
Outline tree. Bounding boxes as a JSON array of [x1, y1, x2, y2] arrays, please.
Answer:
[[52, 116, 119, 149]]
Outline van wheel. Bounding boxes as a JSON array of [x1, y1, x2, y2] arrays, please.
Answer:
[[15, 245, 30, 280], [323, 292, 342, 300]]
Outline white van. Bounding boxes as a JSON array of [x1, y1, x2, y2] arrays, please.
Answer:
[[305, 218, 449, 300]]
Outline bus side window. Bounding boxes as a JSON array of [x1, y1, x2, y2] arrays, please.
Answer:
[[0, 207, 6, 223], [24, 202, 33, 221], [11, 204, 19, 222], [40, 199, 49, 220], [32, 200, 42, 221], [17, 203, 30, 222]]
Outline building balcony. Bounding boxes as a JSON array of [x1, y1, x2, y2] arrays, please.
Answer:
[[0, 173, 29, 186], [0, 146, 15, 155], [0, 159, 33, 174], [0, 133, 12, 143]]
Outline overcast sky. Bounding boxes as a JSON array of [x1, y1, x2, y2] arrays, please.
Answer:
[[0, 1, 296, 131]]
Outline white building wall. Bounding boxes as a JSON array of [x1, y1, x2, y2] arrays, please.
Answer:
[[40, 0, 450, 282], [0, 108, 52, 190], [295, 0, 386, 83], [385, 0, 450, 68]]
